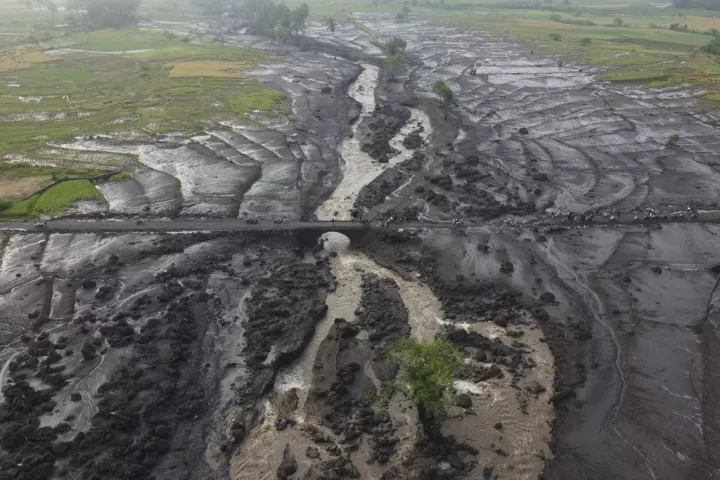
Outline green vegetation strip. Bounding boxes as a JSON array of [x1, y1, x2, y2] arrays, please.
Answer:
[[0, 179, 105, 219], [107, 172, 135, 182]]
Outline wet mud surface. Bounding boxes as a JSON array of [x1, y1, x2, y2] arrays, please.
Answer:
[[4, 12, 720, 480], [348, 13, 720, 479]]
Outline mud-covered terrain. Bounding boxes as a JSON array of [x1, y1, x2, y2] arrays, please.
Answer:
[[356, 13, 720, 223], [3, 11, 720, 480], [351, 12, 720, 479], [55, 27, 371, 220], [0, 230, 338, 480]]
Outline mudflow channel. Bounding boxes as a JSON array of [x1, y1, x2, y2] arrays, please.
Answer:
[[237, 63, 555, 480], [315, 64, 431, 220]]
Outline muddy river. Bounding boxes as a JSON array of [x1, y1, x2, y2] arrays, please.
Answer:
[[243, 58, 555, 480]]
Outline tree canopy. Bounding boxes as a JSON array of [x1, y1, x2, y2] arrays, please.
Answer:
[[67, 0, 140, 27], [702, 37, 720, 55], [236, 0, 309, 41], [386, 338, 462, 423], [386, 37, 407, 56]]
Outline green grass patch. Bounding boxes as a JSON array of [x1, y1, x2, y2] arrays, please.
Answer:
[[0, 177, 108, 219], [604, 70, 670, 82], [229, 86, 287, 119], [0, 195, 39, 219], [53, 29, 180, 52], [33, 180, 105, 216], [107, 172, 135, 182]]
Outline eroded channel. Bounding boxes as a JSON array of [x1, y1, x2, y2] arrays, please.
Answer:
[[243, 59, 555, 479]]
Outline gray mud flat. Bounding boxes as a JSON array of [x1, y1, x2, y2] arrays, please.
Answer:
[[357, 13, 720, 222]]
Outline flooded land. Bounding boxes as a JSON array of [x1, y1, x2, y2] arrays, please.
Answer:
[[2, 5, 720, 480]]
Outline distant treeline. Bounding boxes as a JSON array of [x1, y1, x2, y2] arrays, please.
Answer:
[[702, 36, 720, 54], [549, 13, 595, 26], [66, 0, 141, 27], [192, 0, 309, 41], [673, 0, 720, 10]]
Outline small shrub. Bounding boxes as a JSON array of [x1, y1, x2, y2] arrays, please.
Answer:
[[549, 33, 562, 41], [580, 37, 592, 45], [667, 134, 680, 146]]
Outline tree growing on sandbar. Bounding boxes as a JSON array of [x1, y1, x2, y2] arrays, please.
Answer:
[[386, 338, 462, 427], [432, 80, 453, 120]]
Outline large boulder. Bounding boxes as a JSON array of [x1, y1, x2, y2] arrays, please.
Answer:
[[456, 393, 472, 408]]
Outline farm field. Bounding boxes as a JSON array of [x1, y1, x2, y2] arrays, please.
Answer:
[[0, 4, 288, 218]]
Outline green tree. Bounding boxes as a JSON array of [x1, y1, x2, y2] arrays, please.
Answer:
[[432, 80, 453, 120], [549, 32, 562, 41], [67, 0, 140, 27], [235, 0, 309, 43], [613, 17, 623, 26], [580, 37, 591, 45], [291, 2, 309, 37], [387, 339, 462, 425], [386, 52, 403, 80], [265, 2, 291, 40], [386, 37, 407, 56], [667, 133, 680, 146]]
